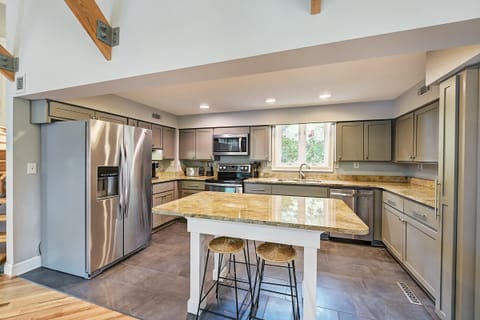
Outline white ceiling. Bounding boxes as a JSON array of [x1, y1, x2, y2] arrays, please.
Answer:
[[117, 52, 426, 116]]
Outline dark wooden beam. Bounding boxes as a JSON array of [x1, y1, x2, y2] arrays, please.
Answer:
[[64, 0, 113, 60], [0, 45, 15, 82], [311, 0, 321, 14]]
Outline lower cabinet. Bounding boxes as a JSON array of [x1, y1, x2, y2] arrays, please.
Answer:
[[152, 181, 177, 229], [179, 180, 205, 198], [382, 203, 404, 261], [382, 191, 440, 298]]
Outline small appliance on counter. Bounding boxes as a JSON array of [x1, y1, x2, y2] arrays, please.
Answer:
[[152, 161, 158, 178], [186, 167, 202, 177]]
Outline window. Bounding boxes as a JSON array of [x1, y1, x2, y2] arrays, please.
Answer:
[[273, 122, 333, 171]]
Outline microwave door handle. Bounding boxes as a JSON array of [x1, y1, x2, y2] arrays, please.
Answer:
[[239, 137, 242, 150]]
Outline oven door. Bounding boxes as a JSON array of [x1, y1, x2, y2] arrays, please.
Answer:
[[205, 182, 243, 193]]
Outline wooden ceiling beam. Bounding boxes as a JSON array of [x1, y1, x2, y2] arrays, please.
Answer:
[[311, 0, 321, 15], [65, 0, 117, 60], [0, 45, 16, 82]]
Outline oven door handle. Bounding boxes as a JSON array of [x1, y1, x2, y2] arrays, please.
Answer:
[[205, 182, 242, 188]]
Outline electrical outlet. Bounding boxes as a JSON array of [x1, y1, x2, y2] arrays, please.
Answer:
[[353, 162, 360, 169], [27, 162, 37, 174], [417, 164, 423, 171]]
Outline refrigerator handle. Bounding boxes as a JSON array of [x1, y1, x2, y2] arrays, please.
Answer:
[[123, 142, 130, 218], [118, 143, 125, 220]]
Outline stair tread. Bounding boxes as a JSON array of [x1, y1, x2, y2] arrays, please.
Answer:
[[0, 215, 5, 222], [0, 253, 5, 264], [0, 232, 5, 243]]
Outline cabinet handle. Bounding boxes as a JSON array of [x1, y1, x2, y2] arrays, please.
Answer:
[[251, 188, 266, 192], [365, 155, 369, 160], [338, 156, 342, 161], [412, 211, 427, 220], [435, 180, 441, 220], [386, 199, 397, 207]]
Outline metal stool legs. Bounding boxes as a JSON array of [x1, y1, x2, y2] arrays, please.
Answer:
[[196, 247, 253, 319]]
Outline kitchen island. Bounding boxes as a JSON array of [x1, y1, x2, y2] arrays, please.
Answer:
[[153, 191, 368, 320]]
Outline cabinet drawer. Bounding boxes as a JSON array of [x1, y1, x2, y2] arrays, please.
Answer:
[[404, 199, 437, 230], [153, 191, 175, 206], [179, 180, 205, 190], [153, 181, 175, 194], [383, 191, 404, 212], [271, 185, 328, 197], [244, 183, 272, 194]]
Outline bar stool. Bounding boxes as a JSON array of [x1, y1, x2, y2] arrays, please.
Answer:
[[252, 242, 300, 320], [196, 236, 254, 319]]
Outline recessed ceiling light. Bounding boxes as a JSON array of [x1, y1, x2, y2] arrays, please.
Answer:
[[199, 104, 210, 109], [265, 98, 276, 104], [319, 93, 332, 99]]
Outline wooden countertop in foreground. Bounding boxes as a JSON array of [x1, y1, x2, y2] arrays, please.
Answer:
[[153, 191, 369, 235]]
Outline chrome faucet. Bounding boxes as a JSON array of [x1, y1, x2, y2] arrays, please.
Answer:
[[299, 163, 311, 180]]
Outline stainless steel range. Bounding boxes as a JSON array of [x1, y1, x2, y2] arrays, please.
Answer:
[[205, 164, 252, 193]]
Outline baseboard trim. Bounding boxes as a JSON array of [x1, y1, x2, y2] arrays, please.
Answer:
[[4, 255, 42, 276]]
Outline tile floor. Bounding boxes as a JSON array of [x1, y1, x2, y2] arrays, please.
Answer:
[[22, 220, 439, 320]]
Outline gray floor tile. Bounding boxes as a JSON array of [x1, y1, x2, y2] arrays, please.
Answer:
[[21, 221, 439, 320]]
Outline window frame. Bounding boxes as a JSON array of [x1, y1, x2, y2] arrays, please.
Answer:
[[272, 122, 334, 172]]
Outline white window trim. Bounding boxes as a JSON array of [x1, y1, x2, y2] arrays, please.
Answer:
[[272, 122, 334, 172]]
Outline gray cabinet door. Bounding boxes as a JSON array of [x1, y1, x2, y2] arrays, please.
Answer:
[[95, 111, 128, 125], [151, 125, 163, 149], [179, 130, 196, 160], [414, 101, 439, 162], [336, 122, 364, 161], [382, 204, 404, 262], [250, 126, 271, 161], [395, 112, 415, 161], [162, 127, 175, 159], [138, 121, 152, 130], [244, 183, 272, 194], [404, 215, 440, 297], [364, 120, 391, 161], [195, 128, 213, 160], [127, 119, 138, 127], [49, 101, 95, 121]]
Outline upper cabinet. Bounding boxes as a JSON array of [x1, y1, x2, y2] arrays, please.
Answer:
[[179, 128, 213, 160], [250, 126, 271, 161], [162, 127, 175, 159], [31, 100, 95, 123], [95, 111, 128, 125], [395, 100, 439, 162], [151, 125, 163, 149], [138, 121, 152, 130], [336, 120, 391, 161]]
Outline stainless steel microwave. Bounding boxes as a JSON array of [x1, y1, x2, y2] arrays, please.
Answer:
[[213, 134, 249, 156]]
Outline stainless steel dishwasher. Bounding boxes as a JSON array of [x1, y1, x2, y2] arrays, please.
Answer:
[[329, 188, 374, 242]]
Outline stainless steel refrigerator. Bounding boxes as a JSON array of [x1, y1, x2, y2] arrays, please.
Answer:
[[41, 119, 152, 279]]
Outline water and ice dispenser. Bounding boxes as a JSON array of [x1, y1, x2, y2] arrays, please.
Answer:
[[97, 166, 119, 198]]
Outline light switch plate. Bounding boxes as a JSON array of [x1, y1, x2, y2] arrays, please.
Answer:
[[27, 162, 37, 174], [353, 162, 360, 169]]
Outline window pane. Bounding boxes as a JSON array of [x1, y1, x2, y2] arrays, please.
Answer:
[[279, 124, 299, 164], [306, 123, 326, 165]]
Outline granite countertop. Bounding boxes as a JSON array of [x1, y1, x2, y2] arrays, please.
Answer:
[[244, 177, 435, 208], [153, 191, 369, 235], [152, 175, 213, 184]]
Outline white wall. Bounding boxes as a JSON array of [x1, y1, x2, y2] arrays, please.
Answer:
[[67, 95, 178, 128], [5, 97, 42, 275], [393, 80, 440, 117], [178, 101, 394, 128], [7, 0, 480, 99]]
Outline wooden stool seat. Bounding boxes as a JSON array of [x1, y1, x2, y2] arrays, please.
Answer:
[[208, 236, 244, 254], [256, 242, 296, 263]]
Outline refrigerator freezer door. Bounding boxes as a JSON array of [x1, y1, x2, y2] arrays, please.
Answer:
[[123, 125, 152, 255], [87, 120, 124, 275]]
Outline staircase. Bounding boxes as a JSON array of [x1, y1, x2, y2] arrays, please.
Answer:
[[0, 126, 6, 272]]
